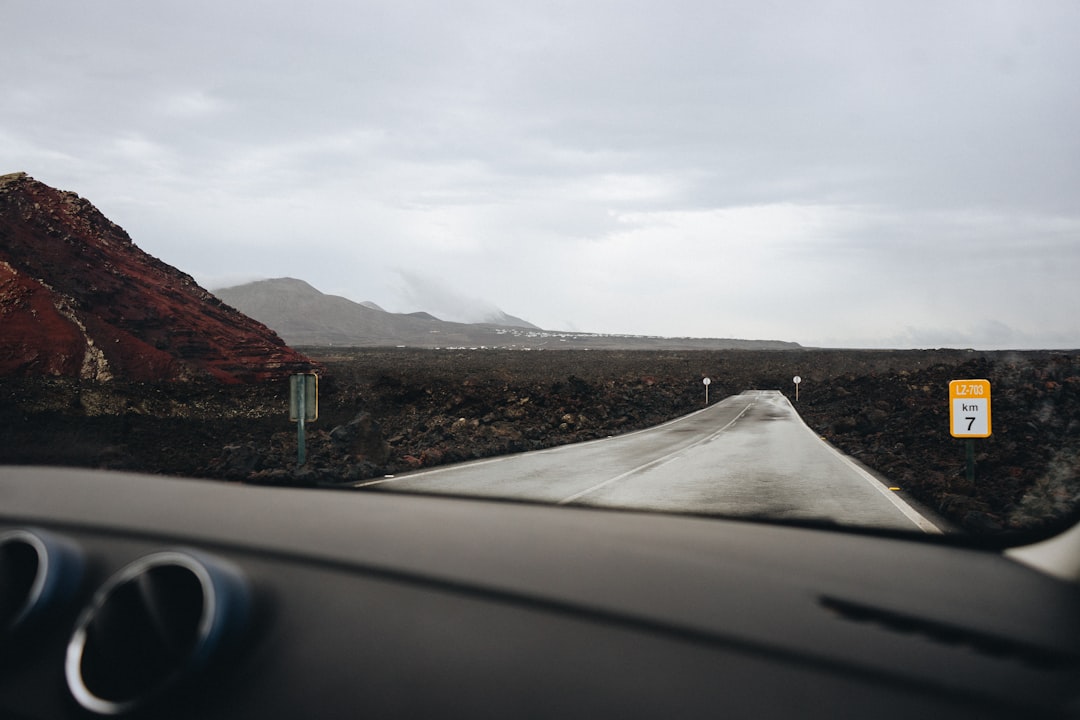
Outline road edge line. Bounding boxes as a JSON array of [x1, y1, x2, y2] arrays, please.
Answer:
[[781, 395, 943, 534]]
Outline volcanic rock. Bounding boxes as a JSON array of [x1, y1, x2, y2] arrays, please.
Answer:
[[329, 411, 390, 465], [0, 172, 311, 382]]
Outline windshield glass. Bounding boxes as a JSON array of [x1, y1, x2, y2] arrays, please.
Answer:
[[1, 2, 1077, 544]]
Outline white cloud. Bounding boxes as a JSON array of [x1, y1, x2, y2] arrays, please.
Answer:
[[154, 90, 227, 119], [393, 270, 501, 323]]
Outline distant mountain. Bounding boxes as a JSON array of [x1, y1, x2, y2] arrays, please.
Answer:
[[0, 173, 311, 382], [213, 278, 536, 348], [212, 278, 801, 350]]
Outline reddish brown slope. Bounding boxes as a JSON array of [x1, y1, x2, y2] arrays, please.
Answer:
[[0, 172, 311, 382]]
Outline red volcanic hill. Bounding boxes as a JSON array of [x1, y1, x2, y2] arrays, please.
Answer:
[[0, 172, 311, 383]]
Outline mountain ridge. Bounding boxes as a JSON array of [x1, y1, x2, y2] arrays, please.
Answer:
[[213, 277, 533, 347], [213, 277, 801, 350], [0, 172, 311, 382]]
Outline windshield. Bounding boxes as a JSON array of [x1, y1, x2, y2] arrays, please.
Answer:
[[2, 2, 1078, 544]]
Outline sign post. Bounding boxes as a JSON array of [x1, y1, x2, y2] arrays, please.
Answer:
[[703, 377, 711, 405], [290, 373, 319, 467], [949, 379, 991, 483], [793, 375, 802, 401]]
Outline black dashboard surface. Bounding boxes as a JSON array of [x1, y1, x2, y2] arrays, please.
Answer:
[[2, 466, 1079, 719]]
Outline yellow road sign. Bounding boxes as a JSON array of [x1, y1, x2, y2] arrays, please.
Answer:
[[949, 379, 991, 438]]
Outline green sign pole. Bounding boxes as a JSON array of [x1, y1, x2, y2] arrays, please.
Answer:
[[966, 438, 974, 484], [290, 373, 317, 468], [297, 386, 307, 467]]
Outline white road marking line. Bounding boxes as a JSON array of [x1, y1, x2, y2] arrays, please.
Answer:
[[777, 393, 943, 534], [353, 454, 514, 487], [556, 400, 755, 505], [836, 451, 943, 534], [353, 395, 746, 488]]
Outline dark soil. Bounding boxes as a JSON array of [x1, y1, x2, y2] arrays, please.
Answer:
[[2, 348, 1078, 538]]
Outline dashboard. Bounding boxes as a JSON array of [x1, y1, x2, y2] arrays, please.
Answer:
[[2, 466, 1079, 719]]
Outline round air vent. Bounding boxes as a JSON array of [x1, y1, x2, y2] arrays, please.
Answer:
[[65, 550, 249, 716], [1, 528, 83, 638]]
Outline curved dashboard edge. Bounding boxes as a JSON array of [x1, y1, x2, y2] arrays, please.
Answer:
[[2, 466, 1080, 719]]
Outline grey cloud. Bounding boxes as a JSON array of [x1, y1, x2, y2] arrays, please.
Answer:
[[4, 1, 1078, 348]]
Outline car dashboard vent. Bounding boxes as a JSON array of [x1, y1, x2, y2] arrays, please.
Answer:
[[65, 550, 250, 716], [1, 528, 83, 639]]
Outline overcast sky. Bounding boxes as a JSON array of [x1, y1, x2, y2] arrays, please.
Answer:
[[4, 1, 1079, 348]]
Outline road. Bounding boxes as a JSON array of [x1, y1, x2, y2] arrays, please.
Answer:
[[357, 390, 941, 533]]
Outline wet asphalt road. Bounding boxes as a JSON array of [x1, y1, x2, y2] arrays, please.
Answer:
[[357, 390, 940, 533]]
